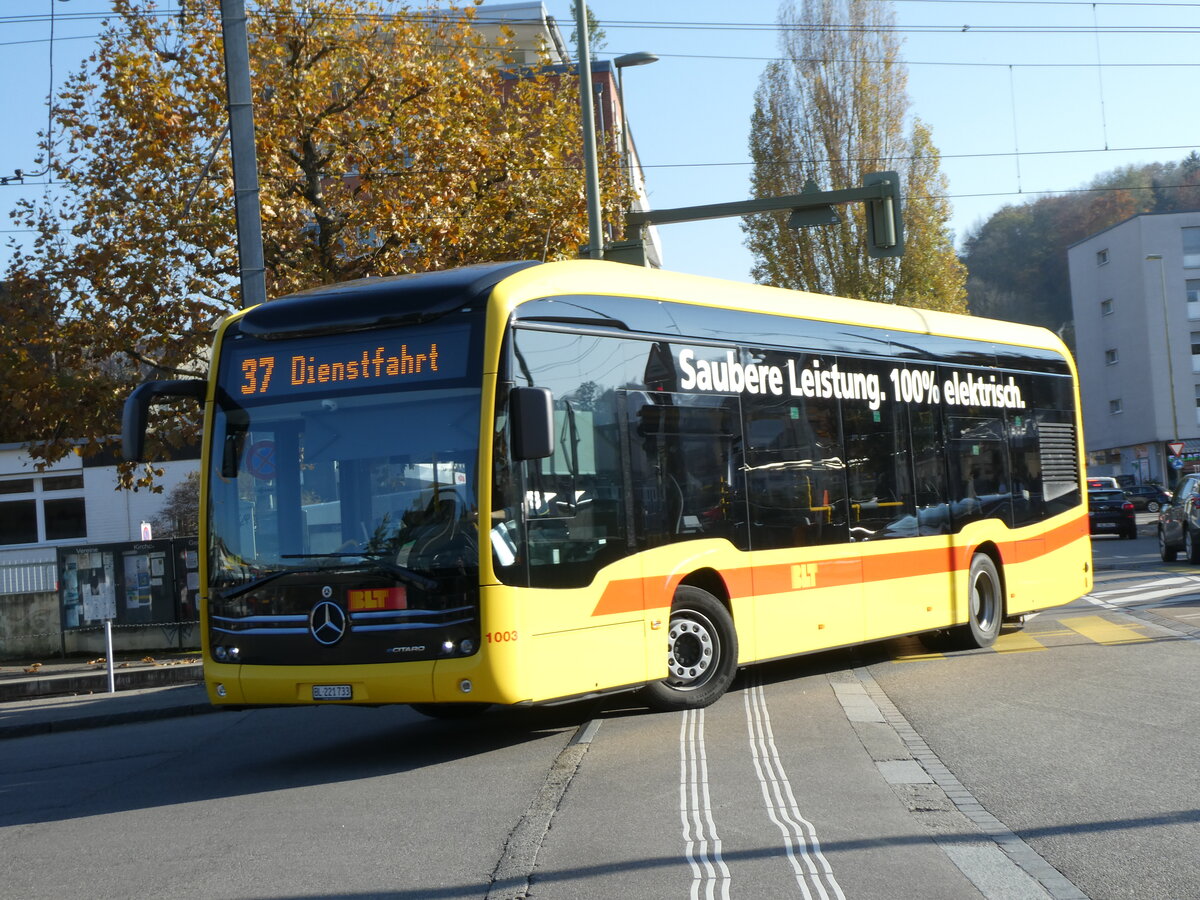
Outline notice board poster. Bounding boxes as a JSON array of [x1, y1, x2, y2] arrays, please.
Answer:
[[59, 548, 118, 625], [59, 539, 184, 629]]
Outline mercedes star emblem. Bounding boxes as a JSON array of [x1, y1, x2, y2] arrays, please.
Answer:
[[309, 600, 348, 646]]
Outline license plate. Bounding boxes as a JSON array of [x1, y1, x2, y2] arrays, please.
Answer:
[[1095, 523, 1116, 529], [312, 684, 352, 701]]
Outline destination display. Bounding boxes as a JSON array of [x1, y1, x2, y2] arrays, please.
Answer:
[[224, 322, 473, 400]]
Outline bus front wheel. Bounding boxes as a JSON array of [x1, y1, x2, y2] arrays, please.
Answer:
[[643, 586, 738, 712]]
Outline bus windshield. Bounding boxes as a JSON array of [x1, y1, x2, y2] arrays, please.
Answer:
[[207, 383, 481, 597]]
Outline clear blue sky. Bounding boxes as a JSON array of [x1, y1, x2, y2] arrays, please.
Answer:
[[3, 0, 1197, 283]]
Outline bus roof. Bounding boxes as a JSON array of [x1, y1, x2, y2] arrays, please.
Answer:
[[493, 260, 1070, 360]]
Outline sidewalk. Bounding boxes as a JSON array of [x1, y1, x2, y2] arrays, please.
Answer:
[[0, 651, 211, 739]]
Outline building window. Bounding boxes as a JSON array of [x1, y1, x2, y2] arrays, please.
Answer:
[[43, 474, 84, 491], [1185, 227, 1200, 268], [1193, 331, 1200, 372], [0, 500, 37, 544], [1109, 399, 1123, 415], [1105, 348, 1118, 365], [1188, 280, 1200, 320], [1096, 249, 1109, 266], [1195, 386, 1200, 426], [0, 475, 87, 546], [43, 498, 87, 541], [1100, 298, 1114, 316]]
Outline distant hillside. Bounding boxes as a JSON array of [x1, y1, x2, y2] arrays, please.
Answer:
[[961, 152, 1200, 344]]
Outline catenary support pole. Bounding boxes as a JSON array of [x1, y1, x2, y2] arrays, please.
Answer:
[[575, 4, 603, 260], [219, 0, 267, 309]]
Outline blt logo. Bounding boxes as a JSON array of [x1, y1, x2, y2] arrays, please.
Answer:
[[791, 563, 817, 590]]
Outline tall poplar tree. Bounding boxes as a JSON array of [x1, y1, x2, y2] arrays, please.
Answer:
[[3, 0, 629, 472], [744, 0, 966, 312]]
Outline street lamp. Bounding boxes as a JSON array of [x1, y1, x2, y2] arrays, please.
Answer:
[[614, 53, 658, 180], [1147, 253, 1180, 478], [613, 52, 658, 245]]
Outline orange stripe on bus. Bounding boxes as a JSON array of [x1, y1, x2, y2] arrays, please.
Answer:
[[589, 514, 1088, 617]]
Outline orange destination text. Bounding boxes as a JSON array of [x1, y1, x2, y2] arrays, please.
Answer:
[[290, 343, 439, 386]]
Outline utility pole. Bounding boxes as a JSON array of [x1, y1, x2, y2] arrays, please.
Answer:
[[575, 2, 603, 260], [219, 0, 266, 309]]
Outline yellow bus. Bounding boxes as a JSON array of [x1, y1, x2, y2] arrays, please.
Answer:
[[124, 260, 1091, 713]]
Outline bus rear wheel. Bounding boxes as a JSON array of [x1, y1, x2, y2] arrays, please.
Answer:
[[957, 553, 1003, 649], [643, 586, 738, 712]]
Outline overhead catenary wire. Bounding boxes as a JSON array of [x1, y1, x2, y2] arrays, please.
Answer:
[[4, 4, 1200, 232]]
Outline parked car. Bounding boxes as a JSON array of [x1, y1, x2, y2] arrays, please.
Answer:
[[1088, 488, 1137, 539], [1124, 484, 1171, 512], [1159, 473, 1200, 561]]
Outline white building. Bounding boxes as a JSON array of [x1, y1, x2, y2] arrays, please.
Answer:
[[0, 442, 197, 589], [1068, 211, 1200, 485]]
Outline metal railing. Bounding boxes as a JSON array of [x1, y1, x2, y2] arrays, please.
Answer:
[[0, 560, 57, 596]]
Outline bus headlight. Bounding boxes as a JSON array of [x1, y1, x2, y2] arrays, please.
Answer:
[[460, 639, 475, 655]]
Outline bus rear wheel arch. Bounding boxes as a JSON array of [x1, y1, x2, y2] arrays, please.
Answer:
[[920, 551, 1004, 651], [643, 585, 738, 712]]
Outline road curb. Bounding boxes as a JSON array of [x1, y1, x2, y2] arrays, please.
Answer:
[[0, 696, 217, 740], [0, 663, 203, 703]]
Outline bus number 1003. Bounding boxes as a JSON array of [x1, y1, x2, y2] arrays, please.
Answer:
[[486, 630, 518, 643]]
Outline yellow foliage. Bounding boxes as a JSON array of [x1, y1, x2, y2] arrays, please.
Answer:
[[4, 0, 632, 468]]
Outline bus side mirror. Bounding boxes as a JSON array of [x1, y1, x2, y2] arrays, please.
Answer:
[[122, 379, 207, 462], [510, 386, 554, 461]]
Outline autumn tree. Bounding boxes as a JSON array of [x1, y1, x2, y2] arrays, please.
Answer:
[[743, 0, 966, 312], [150, 470, 200, 537], [963, 153, 1200, 334], [4, 0, 629, 472]]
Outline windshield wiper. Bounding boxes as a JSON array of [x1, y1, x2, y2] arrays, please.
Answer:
[[280, 553, 439, 591], [215, 567, 328, 602]]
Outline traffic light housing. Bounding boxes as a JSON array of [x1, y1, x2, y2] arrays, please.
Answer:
[[863, 171, 904, 259]]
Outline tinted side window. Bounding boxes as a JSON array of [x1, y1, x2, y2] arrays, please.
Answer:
[[503, 328, 645, 588], [744, 351, 848, 549], [626, 389, 744, 550], [844, 360, 918, 541]]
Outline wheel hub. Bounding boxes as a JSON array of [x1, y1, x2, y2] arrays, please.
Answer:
[[666, 615, 716, 687]]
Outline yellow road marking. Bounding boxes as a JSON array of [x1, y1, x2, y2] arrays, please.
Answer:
[[893, 650, 945, 663], [1062, 615, 1151, 645], [993, 631, 1047, 653], [889, 615, 1152, 663]]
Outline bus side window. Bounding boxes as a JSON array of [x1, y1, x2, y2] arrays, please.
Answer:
[[743, 374, 848, 550], [843, 366, 917, 541], [909, 408, 950, 535], [628, 392, 743, 550], [1007, 397, 1045, 527], [507, 328, 639, 588], [947, 414, 1012, 529]]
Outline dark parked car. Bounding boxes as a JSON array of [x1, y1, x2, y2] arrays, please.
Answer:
[[1088, 488, 1136, 539], [1124, 484, 1171, 512], [1159, 473, 1200, 561]]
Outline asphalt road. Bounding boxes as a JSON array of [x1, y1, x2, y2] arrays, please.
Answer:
[[1, 530, 1197, 899]]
